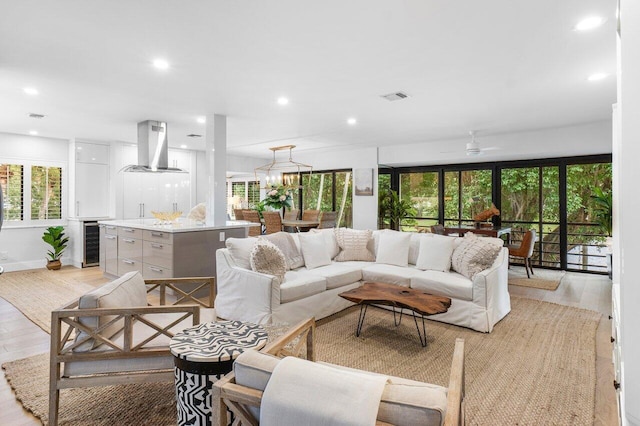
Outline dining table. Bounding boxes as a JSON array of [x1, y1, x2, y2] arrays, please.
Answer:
[[280, 219, 320, 232], [443, 225, 512, 244]]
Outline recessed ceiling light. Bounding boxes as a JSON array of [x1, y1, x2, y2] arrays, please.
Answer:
[[277, 97, 289, 105], [180, 144, 187, 149], [29, 130, 38, 135], [23, 87, 39, 96], [197, 116, 206, 124], [574, 16, 605, 31], [588, 73, 608, 81], [153, 58, 170, 70], [347, 118, 357, 125]]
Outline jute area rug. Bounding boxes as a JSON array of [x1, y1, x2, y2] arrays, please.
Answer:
[[508, 266, 565, 291], [3, 296, 600, 425]]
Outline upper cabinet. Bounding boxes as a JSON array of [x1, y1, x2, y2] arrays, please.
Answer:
[[71, 141, 110, 218]]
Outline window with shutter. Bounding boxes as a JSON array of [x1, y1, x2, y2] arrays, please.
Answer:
[[0, 164, 24, 221]]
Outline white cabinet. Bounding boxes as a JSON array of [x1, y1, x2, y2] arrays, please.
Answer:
[[168, 149, 191, 170], [121, 172, 190, 219], [72, 141, 110, 218]]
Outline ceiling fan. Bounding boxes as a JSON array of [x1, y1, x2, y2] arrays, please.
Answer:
[[440, 131, 499, 156]]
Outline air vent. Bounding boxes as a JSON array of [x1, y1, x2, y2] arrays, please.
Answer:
[[380, 92, 409, 101], [186, 134, 202, 138], [28, 113, 46, 119]]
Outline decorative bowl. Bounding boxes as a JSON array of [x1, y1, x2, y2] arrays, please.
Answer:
[[151, 211, 182, 223]]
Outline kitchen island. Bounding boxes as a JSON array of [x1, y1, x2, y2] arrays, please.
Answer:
[[98, 219, 258, 279]]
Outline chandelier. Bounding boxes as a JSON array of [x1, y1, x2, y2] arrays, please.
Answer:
[[254, 145, 312, 188]]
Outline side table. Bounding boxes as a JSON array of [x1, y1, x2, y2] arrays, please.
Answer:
[[170, 320, 268, 426]]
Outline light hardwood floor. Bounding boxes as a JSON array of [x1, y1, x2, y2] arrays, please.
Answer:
[[0, 267, 618, 425]]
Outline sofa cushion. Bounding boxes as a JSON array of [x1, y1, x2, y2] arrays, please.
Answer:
[[233, 349, 447, 426], [261, 232, 304, 269], [226, 237, 258, 269], [376, 231, 412, 267], [280, 271, 327, 303], [451, 233, 502, 279], [76, 271, 148, 351], [309, 228, 341, 259], [408, 233, 425, 265], [361, 264, 420, 287], [298, 232, 332, 269], [303, 263, 363, 290], [411, 270, 473, 301], [250, 239, 287, 282], [416, 234, 455, 272], [335, 228, 375, 262]]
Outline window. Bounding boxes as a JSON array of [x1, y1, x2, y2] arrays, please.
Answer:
[[31, 165, 62, 220], [1, 162, 64, 224], [0, 164, 24, 221], [399, 171, 439, 231], [248, 181, 261, 208], [227, 179, 262, 216], [444, 169, 492, 227], [296, 170, 352, 227]]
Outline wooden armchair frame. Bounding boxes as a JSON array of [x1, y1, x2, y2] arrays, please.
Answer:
[[49, 277, 215, 426], [213, 319, 465, 426]]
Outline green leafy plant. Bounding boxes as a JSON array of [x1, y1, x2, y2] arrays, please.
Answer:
[[42, 226, 69, 261], [379, 190, 416, 231], [590, 187, 612, 237]]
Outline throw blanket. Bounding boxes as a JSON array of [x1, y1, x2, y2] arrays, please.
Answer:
[[260, 357, 388, 426], [261, 232, 303, 269]]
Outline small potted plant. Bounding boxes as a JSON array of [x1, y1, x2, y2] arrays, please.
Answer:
[[42, 226, 69, 270]]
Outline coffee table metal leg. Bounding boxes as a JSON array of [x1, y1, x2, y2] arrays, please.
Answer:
[[392, 306, 404, 326], [411, 311, 428, 347], [356, 304, 368, 337]]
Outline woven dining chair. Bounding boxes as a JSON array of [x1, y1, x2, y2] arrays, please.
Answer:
[[284, 209, 299, 220], [262, 211, 283, 235], [507, 229, 536, 278], [318, 211, 337, 229], [302, 209, 320, 221], [242, 210, 263, 236], [233, 209, 245, 221]]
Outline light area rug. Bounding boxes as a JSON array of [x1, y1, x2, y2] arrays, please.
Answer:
[[3, 297, 600, 426], [508, 266, 566, 290], [0, 267, 107, 333]]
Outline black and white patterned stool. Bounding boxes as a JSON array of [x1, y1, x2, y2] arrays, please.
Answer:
[[170, 320, 268, 426]]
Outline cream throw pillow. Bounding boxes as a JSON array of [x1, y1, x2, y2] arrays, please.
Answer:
[[451, 233, 502, 279], [375, 231, 411, 267], [416, 234, 455, 272], [298, 232, 332, 269], [335, 228, 375, 262], [250, 240, 287, 282], [226, 237, 258, 269], [309, 228, 341, 259]]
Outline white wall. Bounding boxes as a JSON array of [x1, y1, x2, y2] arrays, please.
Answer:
[[619, 1, 640, 424], [378, 121, 612, 167], [0, 133, 71, 271]]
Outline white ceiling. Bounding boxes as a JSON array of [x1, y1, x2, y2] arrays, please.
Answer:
[[0, 0, 616, 159]]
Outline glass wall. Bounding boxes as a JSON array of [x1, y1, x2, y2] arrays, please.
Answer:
[[297, 170, 352, 227], [399, 171, 438, 231], [444, 169, 492, 227]]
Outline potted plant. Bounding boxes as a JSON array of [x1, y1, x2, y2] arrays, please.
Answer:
[[378, 190, 416, 231], [42, 226, 69, 270]]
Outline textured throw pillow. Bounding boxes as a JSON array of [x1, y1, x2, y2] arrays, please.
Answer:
[[416, 234, 455, 272], [334, 228, 375, 262], [249, 239, 287, 282], [309, 228, 341, 259], [451, 233, 502, 279], [298, 232, 332, 269], [226, 237, 258, 269], [261, 232, 304, 269], [376, 231, 412, 267]]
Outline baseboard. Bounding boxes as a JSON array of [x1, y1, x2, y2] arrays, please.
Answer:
[[0, 256, 75, 272]]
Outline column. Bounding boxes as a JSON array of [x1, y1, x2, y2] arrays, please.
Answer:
[[205, 114, 227, 226]]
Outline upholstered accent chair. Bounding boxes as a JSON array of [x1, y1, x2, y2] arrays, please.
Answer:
[[263, 211, 283, 235], [507, 229, 536, 278], [243, 210, 263, 236], [213, 318, 466, 426], [318, 211, 337, 229]]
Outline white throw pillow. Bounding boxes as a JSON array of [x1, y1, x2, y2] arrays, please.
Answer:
[[309, 228, 340, 259], [250, 240, 287, 282], [416, 234, 455, 272], [226, 237, 258, 269], [375, 231, 412, 267], [451, 233, 502, 279], [298, 232, 332, 269], [334, 229, 375, 262]]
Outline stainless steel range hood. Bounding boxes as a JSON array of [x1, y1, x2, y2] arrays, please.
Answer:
[[121, 120, 187, 173]]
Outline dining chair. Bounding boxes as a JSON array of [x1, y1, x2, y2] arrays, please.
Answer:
[[262, 211, 283, 235], [318, 211, 337, 229], [242, 210, 262, 236], [507, 229, 536, 278], [431, 224, 446, 235], [233, 208, 244, 220], [284, 209, 299, 220], [302, 209, 320, 221]]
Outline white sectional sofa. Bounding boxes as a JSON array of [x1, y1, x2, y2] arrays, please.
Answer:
[[215, 229, 510, 333]]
